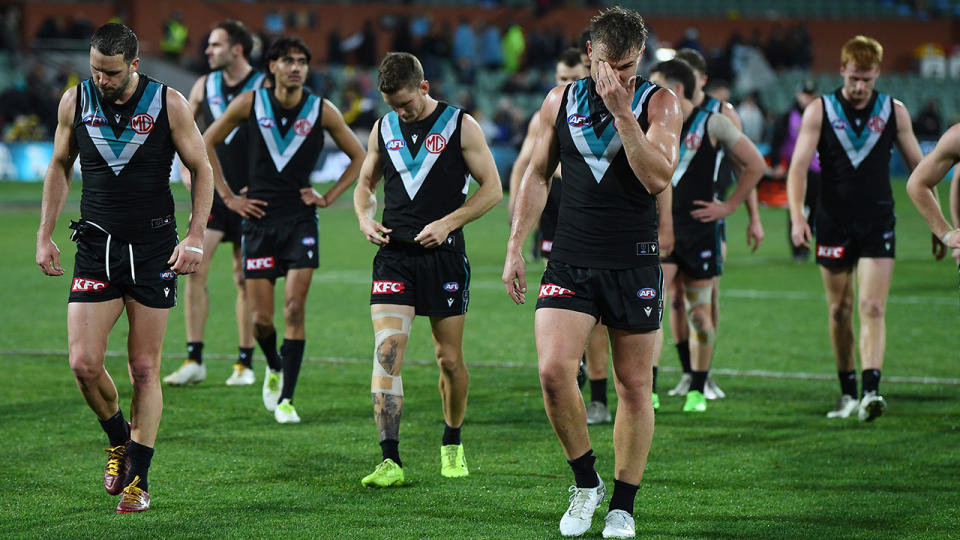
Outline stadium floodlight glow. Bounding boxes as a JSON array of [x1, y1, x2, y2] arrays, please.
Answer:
[[656, 48, 676, 62]]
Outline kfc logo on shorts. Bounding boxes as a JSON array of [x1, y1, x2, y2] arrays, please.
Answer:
[[831, 119, 849, 131], [425, 133, 446, 154], [294, 118, 312, 136], [867, 116, 886, 134], [258, 117, 275, 129], [130, 113, 154, 134], [160, 270, 175, 281], [72, 278, 107, 292], [301, 236, 317, 246], [567, 114, 592, 128], [817, 245, 845, 259], [246, 256, 276, 270], [539, 283, 575, 298], [372, 281, 405, 294], [386, 138, 405, 151], [443, 281, 460, 292], [684, 132, 702, 150], [82, 114, 107, 127], [637, 287, 657, 300]]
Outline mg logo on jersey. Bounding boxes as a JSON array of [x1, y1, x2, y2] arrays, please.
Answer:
[[539, 284, 575, 298], [425, 133, 447, 154], [246, 256, 275, 270], [386, 138, 405, 151], [72, 278, 107, 292], [294, 118, 313, 136], [258, 117, 275, 129], [443, 282, 460, 292], [831, 119, 849, 131], [817, 245, 845, 259], [867, 116, 886, 134], [567, 113, 592, 128], [82, 114, 107, 127], [130, 113, 154, 134], [637, 288, 657, 300], [372, 281, 405, 294], [684, 132, 702, 150]]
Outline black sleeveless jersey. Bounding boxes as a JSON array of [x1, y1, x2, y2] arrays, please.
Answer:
[[671, 108, 718, 235], [817, 88, 898, 221], [247, 88, 325, 224], [702, 95, 734, 201], [74, 75, 176, 242], [201, 69, 265, 194], [378, 102, 469, 249], [550, 77, 662, 269]]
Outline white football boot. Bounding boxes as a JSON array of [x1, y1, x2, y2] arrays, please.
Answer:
[[858, 391, 887, 422], [163, 361, 206, 386], [262, 367, 283, 411], [667, 373, 691, 396], [225, 365, 256, 386], [602, 509, 636, 539], [826, 394, 858, 419], [559, 474, 605, 537]]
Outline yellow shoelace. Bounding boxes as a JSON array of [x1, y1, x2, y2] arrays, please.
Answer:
[[104, 446, 125, 476], [120, 476, 145, 504]]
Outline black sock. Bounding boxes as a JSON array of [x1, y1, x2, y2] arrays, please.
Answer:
[[279, 339, 305, 402], [609, 479, 639, 515], [676, 341, 691, 373], [125, 440, 154, 492], [187, 341, 203, 364], [442, 423, 462, 446], [690, 370, 708, 393], [238, 347, 254, 369], [568, 449, 599, 489], [380, 439, 401, 467], [590, 378, 608, 405], [839, 370, 857, 398], [254, 324, 282, 372], [652, 366, 659, 394], [99, 409, 130, 447], [862, 369, 881, 396]]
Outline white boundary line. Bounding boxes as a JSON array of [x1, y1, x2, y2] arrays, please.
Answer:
[[4, 348, 959, 386]]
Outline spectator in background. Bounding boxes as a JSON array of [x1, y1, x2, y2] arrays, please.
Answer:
[[676, 26, 703, 53], [736, 91, 765, 143], [161, 11, 188, 63], [914, 98, 942, 141], [36, 16, 67, 41], [421, 20, 451, 82], [502, 23, 525, 74], [328, 29, 344, 65], [358, 20, 378, 67], [481, 23, 503, 69], [66, 13, 95, 41], [453, 20, 477, 83]]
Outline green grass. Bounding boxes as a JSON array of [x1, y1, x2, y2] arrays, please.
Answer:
[[1, 180, 958, 538]]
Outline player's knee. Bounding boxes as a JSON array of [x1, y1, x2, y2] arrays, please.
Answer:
[[670, 297, 684, 311], [69, 352, 103, 384], [828, 300, 853, 323], [128, 357, 160, 387], [252, 311, 274, 328], [283, 298, 305, 327], [859, 298, 885, 319], [435, 347, 464, 374]]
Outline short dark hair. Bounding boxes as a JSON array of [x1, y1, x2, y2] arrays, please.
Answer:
[[378, 52, 424, 94], [215, 20, 254, 60], [265, 36, 312, 64], [588, 7, 648, 61], [649, 59, 696, 100], [90, 23, 139, 64], [558, 48, 583, 68], [674, 48, 707, 76]]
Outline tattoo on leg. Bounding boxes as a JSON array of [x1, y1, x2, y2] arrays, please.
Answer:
[[372, 393, 402, 441], [376, 338, 399, 374]]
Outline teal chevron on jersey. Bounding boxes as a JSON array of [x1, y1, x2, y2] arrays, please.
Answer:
[[80, 79, 163, 176], [381, 105, 461, 200], [254, 89, 322, 172], [206, 71, 265, 143], [672, 108, 711, 186], [823, 92, 892, 169]]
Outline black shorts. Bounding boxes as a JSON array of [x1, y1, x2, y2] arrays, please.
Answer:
[[369, 243, 470, 317], [814, 212, 895, 268], [242, 216, 319, 280], [662, 224, 723, 279], [207, 198, 243, 244], [535, 260, 663, 331], [69, 221, 179, 309]]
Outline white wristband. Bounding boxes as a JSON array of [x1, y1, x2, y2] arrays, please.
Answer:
[[185, 246, 204, 255], [942, 229, 957, 244]]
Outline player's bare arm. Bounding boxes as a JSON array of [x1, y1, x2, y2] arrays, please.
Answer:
[[907, 123, 960, 249], [299, 99, 366, 208], [596, 62, 680, 195], [722, 99, 764, 250], [508, 113, 540, 221], [657, 185, 674, 258], [787, 98, 823, 249], [167, 87, 214, 275], [414, 114, 502, 248], [893, 99, 943, 257], [36, 87, 79, 276], [178, 75, 207, 191], [503, 86, 562, 305], [203, 90, 266, 219], [354, 120, 391, 246]]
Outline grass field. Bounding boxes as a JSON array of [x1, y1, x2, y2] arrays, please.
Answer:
[[1, 179, 958, 539]]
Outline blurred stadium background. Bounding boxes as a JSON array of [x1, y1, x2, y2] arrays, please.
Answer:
[[0, 0, 956, 186]]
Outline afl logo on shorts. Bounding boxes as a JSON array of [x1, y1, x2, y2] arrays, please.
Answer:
[[637, 288, 657, 300], [386, 138, 405, 151], [831, 119, 849, 131], [567, 114, 592, 128], [301, 236, 317, 246], [294, 118, 312, 136], [684, 132, 702, 150], [867, 116, 886, 134], [160, 270, 175, 281], [259, 117, 275, 129], [425, 133, 447, 154], [130, 114, 154, 134], [443, 282, 459, 292], [82, 114, 107, 127]]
